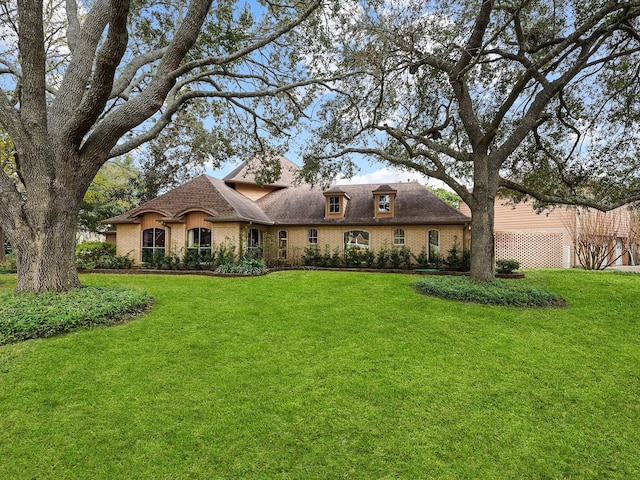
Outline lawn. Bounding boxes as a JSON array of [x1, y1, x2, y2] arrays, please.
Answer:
[[1, 270, 639, 479]]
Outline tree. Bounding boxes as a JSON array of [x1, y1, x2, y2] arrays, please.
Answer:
[[0, 0, 327, 292], [301, 0, 640, 281], [566, 207, 640, 270], [426, 185, 461, 209], [78, 157, 139, 237]]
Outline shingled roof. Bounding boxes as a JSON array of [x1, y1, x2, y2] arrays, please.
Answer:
[[223, 155, 300, 187], [256, 182, 470, 225], [102, 175, 273, 225]]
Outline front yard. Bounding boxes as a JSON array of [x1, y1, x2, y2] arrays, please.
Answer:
[[1, 270, 639, 479]]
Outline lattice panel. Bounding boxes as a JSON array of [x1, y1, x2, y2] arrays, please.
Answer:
[[495, 232, 564, 268]]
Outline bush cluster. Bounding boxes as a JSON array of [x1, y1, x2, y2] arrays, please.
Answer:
[[0, 254, 17, 272], [0, 287, 152, 345], [414, 276, 566, 307], [141, 242, 267, 274], [496, 259, 520, 274], [76, 241, 133, 269], [215, 256, 267, 275], [302, 240, 471, 271]]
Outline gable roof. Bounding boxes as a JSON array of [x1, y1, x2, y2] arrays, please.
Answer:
[[223, 155, 300, 187], [257, 182, 470, 225], [102, 175, 272, 225]]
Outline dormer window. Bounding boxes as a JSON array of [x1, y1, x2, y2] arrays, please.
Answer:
[[324, 189, 349, 219], [378, 194, 391, 213], [373, 185, 397, 218], [329, 196, 341, 213]]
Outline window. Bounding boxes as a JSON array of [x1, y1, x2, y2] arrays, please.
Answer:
[[428, 229, 440, 260], [142, 228, 165, 263], [329, 196, 340, 213], [247, 228, 263, 251], [344, 230, 370, 250], [394, 228, 405, 245], [308, 228, 318, 244], [378, 194, 391, 212], [187, 228, 212, 254], [278, 230, 288, 260]]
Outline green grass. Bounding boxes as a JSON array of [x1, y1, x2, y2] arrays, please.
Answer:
[[1, 270, 639, 479]]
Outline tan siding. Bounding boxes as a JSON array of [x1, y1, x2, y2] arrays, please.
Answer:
[[140, 213, 163, 230], [234, 183, 277, 201], [460, 198, 576, 268], [493, 198, 570, 231], [185, 211, 210, 230], [460, 198, 572, 232]]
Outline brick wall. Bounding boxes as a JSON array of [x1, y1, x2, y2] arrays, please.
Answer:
[[270, 224, 468, 265], [115, 224, 141, 264]]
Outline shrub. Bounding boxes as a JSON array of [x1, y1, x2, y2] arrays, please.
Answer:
[[0, 287, 152, 345], [76, 241, 133, 269], [414, 246, 430, 269], [376, 245, 390, 269], [400, 247, 412, 270], [343, 248, 361, 267], [321, 245, 332, 267], [0, 254, 17, 272], [213, 242, 237, 267], [183, 249, 214, 270], [429, 252, 441, 269], [141, 249, 165, 269], [414, 276, 565, 307], [389, 247, 402, 268], [215, 256, 267, 275], [496, 259, 520, 274], [445, 237, 469, 271], [363, 248, 376, 268], [302, 246, 321, 266], [330, 247, 343, 267]]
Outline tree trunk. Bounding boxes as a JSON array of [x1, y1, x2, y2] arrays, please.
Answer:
[[8, 193, 82, 293], [0, 226, 5, 264], [469, 196, 496, 282], [468, 156, 500, 282]]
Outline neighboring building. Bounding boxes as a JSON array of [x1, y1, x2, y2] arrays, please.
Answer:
[[103, 156, 471, 266], [459, 197, 635, 268]]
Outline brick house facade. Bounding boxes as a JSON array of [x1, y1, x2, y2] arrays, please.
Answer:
[[103, 157, 471, 266]]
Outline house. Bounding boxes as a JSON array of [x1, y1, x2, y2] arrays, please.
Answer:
[[459, 197, 636, 268], [103, 156, 471, 266]]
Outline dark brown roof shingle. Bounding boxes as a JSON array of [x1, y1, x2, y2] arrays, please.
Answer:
[[102, 175, 272, 225], [256, 182, 470, 225]]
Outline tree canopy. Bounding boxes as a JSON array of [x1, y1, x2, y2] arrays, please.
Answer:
[[300, 0, 640, 279], [0, 0, 330, 292]]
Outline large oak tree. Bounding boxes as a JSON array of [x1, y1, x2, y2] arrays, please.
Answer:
[[0, 0, 324, 292], [302, 0, 640, 280]]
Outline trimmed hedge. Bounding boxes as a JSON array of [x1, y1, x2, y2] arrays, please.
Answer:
[[0, 287, 152, 345], [415, 276, 566, 307]]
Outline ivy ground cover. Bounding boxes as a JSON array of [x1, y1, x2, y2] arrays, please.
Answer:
[[1, 270, 639, 479]]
